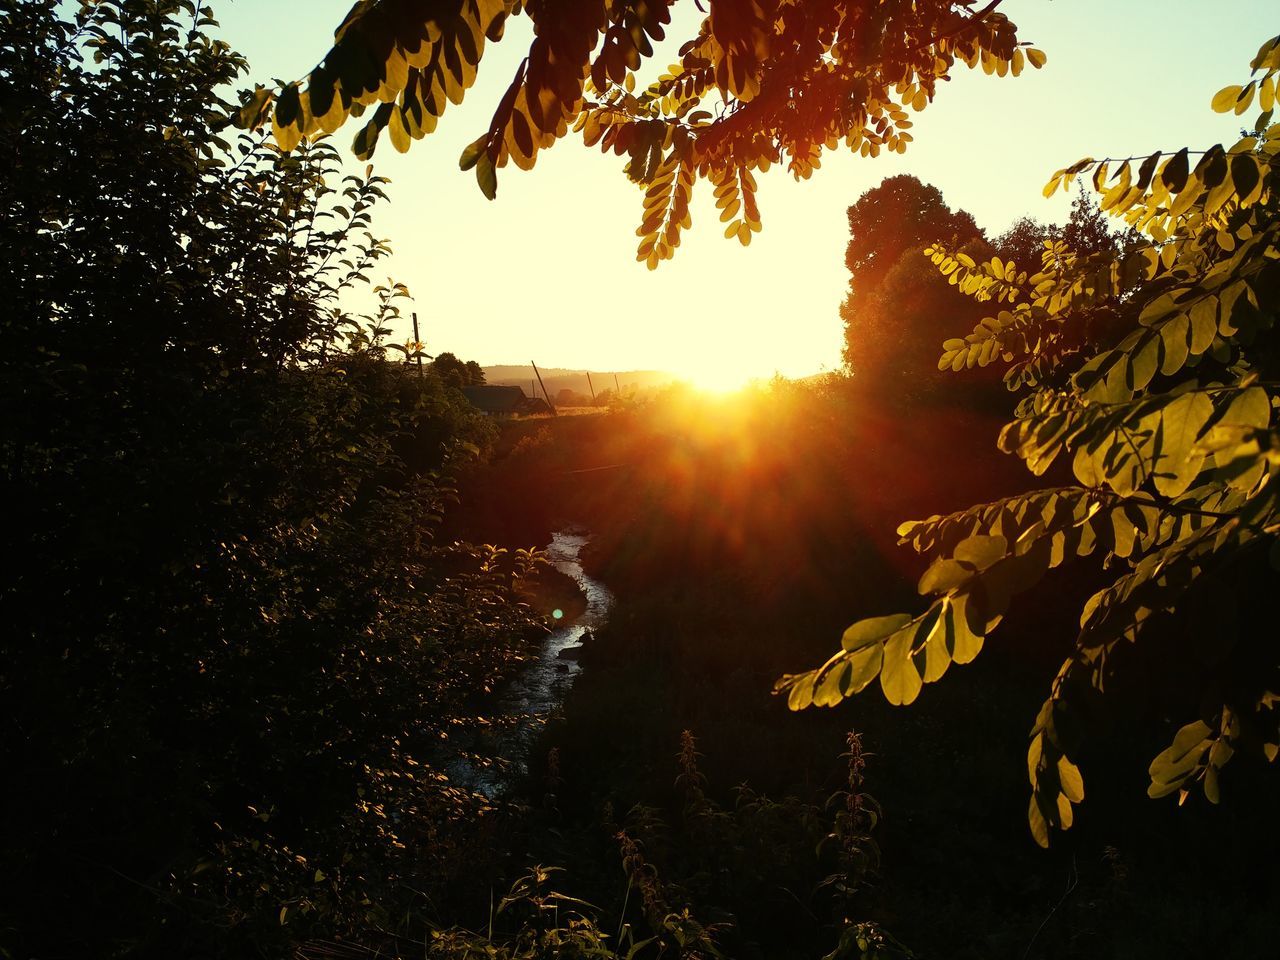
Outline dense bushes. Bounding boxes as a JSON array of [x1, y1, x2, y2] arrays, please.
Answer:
[[0, 3, 541, 954]]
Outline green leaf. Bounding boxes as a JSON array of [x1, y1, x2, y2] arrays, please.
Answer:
[[879, 626, 922, 706], [921, 612, 951, 683], [1128, 332, 1160, 392], [1211, 84, 1243, 113], [1160, 147, 1189, 193], [1057, 756, 1084, 803], [1231, 152, 1260, 201], [1153, 391, 1213, 497], [1158, 314, 1190, 375], [953, 534, 1008, 571], [1028, 796, 1050, 848], [841, 613, 911, 652], [844, 644, 884, 696], [475, 151, 498, 200], [918, 557, 970, 595], [1188, 296, 1218, 355], [1219, 385, 1270, 429], [945, 595, 984, 664], [785, 672, 816, 711], [387, 106, 411, 153], [813, 659, 851, 707], [459, 134, 487, 171], [1148, 719, 1213, 793]]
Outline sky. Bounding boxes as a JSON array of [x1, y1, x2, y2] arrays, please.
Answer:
[[214, 0, 1273, 386]]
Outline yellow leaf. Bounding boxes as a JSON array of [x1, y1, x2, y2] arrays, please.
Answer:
[[1211, 84, 1243, 113]]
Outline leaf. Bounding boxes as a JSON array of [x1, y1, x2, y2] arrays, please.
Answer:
[[1028, 796, 1050, 848], [1159, 314, 1190, 375], [953, 534, 1008, 571], [879, 626, 922, 706], [918, 557, 970, 595], [1160, 147, 1189, 193], [1230, 152, 1261, 203], [1212, 84, 1244, 113], [1149, 719, 1213, 793], [921, 611, 952, 683], [813, 659, 851, 708], [844, 644, 884, 696], [1153, 391, 1213, 497], [842, 613, 911, 652], [387, 106, 411, 153], [1219, 386, 1270, 429], [1189, 296, 1218, 355], [785, 673, 816, 711], [944, 595, 984, 664], [459, 134, 487, 170], [1056, 756, 1084, 803], [475, 151, 497, 200]]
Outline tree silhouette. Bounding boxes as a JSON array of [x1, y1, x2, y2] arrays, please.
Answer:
[[431, 350, 487, 386], [839, 175, 985, 397]]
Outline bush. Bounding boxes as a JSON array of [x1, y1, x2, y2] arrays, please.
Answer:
[[0, 2, 539, 954]]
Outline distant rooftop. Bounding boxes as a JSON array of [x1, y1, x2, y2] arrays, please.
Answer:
[[461, 384, 552, 416]]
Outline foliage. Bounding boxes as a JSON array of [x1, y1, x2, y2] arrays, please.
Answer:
[[839, 179, 1135, 399], [408, 732, 906, 960], [838, 175, 985, 395], [432, 351, 489, 387], [778, 35, 1280, 847], [0, 2, 542, 954], [242, 0, 1043, 266]]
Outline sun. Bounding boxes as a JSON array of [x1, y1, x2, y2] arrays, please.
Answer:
[[681, 366, 756, 394]]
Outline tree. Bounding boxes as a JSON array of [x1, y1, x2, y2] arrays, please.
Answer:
[[241, 1, 1044, 266], [994, 215, 1057, 270], [778, 35, 1280, 847], [1, 2, 542, 953], [838, 175, 987, 397], [431, 350, 487, 386]]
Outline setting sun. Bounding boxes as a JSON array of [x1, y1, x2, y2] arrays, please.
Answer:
[[677, 365, 760, 394]]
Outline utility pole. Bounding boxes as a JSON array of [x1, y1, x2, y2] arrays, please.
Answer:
[[531, 361, 557, 416], [411, 312, 424, 380], [585, 371, 597, 404], [614, 373, 621, 395]]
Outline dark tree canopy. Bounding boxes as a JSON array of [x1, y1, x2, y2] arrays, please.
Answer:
[[1, 3, 540, 952], [241, 1, 1043, 266], [431, 350, 487, 386], [843, 174, 981, 293], [838, 175, 985, 396], [840, 177, 1144, 400]]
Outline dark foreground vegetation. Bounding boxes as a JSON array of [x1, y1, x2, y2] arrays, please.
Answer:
[[458, 384, 1280, 960], [5, 2, 1280, 959]]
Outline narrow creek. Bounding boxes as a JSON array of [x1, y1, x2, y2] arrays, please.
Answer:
[[444, 525, 613, 796]]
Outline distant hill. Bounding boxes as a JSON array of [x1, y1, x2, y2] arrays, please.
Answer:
[[482, 365, 677, 399]]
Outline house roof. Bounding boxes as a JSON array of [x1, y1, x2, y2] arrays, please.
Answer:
[[462, 384, 528, 413]]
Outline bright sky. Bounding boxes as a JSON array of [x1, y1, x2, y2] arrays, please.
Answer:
[[216, 0, 1272, 385]]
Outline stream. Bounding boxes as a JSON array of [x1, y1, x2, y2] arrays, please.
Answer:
[[444, 526, 613, 796]]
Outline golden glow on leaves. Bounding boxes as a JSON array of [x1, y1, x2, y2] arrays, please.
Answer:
[[779, 31, 1280, 848], [244, 0, 1041, 265]]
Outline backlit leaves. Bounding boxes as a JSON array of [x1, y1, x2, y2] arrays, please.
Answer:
[[782, 35, 1280, 848], [245, 0, 1042, 261]]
